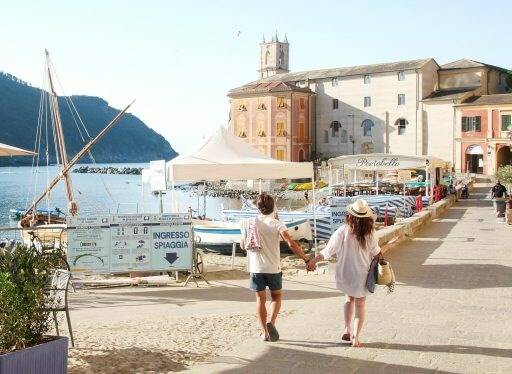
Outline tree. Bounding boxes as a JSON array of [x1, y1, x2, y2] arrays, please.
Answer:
[[495, 165, 512, 191]]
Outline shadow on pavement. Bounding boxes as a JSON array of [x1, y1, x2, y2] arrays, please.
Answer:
[[215, 346, 455, 374], [279, 340, 512, 359], [385, 192, 512, 289], [364, 342, 512, 358]]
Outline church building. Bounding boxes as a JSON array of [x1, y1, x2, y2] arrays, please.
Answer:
[[228, 33, 511, 173]]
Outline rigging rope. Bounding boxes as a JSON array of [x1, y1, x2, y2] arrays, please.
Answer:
[[48, 58, 117, 204]]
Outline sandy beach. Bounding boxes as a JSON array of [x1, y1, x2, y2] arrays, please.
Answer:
[[62, 252, 311, 373]]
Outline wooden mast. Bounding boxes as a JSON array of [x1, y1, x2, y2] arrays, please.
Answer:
[[25, 100, 135, 216], [45, 49, 78, 215]]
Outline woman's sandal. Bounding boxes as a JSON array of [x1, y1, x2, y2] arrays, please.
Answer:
[[341, 333, 351, 343]]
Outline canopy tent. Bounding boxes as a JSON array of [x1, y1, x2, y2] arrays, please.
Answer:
[[151, 127, 318, 258], [166, 127, 313, 182], [327, 153, 449, 200], [0, 142, 36, 157], [328, 153, 446, 170]]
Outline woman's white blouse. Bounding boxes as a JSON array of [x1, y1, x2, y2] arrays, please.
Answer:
[[320, 224, 381, 297]]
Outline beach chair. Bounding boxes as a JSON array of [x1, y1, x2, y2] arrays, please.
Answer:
[[45, 269, 75, 347]]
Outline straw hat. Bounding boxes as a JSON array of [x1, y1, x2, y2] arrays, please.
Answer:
[[346, 199, 374, 218]]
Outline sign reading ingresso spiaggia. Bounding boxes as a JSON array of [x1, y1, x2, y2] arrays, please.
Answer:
[[67, 213, 193, 274]]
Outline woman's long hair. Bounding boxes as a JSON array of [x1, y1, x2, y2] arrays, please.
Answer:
[[346, 214, 374, 249]]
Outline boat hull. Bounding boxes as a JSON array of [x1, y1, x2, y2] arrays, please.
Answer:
[[17, 221, 67, 249], [193, 218, 312, 246]]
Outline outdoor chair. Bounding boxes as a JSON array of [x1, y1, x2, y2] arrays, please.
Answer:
[[45, 268, 75, 347]]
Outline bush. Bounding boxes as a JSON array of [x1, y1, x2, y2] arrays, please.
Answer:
[[0, 245, 64, 354], [495, 165, 512, 189]]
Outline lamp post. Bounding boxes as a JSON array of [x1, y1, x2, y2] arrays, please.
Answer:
[[347, 113, 355, 155]]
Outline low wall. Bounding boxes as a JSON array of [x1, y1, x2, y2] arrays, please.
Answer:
[[377, 178, 475, 252]]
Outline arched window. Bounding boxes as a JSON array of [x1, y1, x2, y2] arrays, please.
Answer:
[[330, 121, 341, 137], [340, 129, 348, 143], [265, 50, 270, 65], [395, 118, 408, 135], [298, 149, 305, 162], [361, 119, 374, 137]]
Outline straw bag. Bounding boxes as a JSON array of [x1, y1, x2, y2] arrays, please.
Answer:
[[377, 258, 395, 286]]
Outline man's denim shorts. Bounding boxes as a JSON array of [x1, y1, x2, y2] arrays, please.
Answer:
[[249, 272, 282, 292]]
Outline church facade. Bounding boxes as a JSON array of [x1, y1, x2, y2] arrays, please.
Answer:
[[228, 33, 510, 172]]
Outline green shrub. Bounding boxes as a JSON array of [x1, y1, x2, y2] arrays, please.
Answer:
[[495, 165, 512, 189], [0, 245, 64, 354]]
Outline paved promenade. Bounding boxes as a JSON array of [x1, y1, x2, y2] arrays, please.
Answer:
[[192, 180, 512, 373], [66, 180, 512, 373]]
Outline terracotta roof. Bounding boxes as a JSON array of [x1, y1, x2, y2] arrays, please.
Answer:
[[229, 58, 435, 96], [440, 59, 509, 73], [456, 93, 512, 106], [260, 58, 434, 82], [228, 81, 313, 96], [422, 87, 478, 102]]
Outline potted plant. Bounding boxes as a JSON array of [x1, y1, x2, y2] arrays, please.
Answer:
[[0, 244, 68, 374]]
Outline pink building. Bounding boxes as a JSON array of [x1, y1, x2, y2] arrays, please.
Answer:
[[228, 81, 313, 162]]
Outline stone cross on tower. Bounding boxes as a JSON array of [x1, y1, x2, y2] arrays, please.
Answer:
[[258, 32, 289, 79]]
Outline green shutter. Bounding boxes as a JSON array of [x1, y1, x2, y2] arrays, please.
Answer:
[[502, 115, 512, 131], [462, 117, 467, 132], [475, 116, 481, 132]]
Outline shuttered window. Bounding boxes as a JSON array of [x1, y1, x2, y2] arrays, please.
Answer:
[[501, 114, 511, 131], [461, 116, 481, 132], [276, 122, 286, 136]]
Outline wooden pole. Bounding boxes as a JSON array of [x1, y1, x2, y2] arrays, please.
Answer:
[[46, 50, 77, 215]]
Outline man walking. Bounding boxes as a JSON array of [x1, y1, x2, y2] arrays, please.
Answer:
[[245, 193, 311, 342], [491, 180, 508, 218]]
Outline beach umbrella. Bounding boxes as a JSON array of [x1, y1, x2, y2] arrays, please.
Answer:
[[0, 142, 36, 157]]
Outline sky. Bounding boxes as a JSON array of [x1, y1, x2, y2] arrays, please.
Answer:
[[1, 0, 510, 153]]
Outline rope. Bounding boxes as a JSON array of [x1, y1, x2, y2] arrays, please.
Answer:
[[48, 57, 116, 205]]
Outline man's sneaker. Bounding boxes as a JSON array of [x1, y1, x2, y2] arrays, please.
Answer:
[[266, 322, 279, 342], [259, 332, 269, 342]]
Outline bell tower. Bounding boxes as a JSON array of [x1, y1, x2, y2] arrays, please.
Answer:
[[258, 32, 289, 79]]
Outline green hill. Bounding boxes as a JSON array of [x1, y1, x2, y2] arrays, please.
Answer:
[[0, 72, 177, 166]]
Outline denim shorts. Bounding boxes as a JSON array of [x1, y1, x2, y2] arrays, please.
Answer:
[[249, 272, 283, 292]]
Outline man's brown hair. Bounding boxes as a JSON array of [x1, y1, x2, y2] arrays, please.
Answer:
[[255, 193, 275, 215]]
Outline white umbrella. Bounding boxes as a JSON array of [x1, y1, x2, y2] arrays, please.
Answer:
[[0, 142, 36, 157]]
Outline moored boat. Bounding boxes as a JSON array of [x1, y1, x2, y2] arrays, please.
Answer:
[[192, 218, 313, 247]]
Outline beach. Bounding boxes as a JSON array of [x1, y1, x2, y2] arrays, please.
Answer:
[[64, 252, 310, 373]]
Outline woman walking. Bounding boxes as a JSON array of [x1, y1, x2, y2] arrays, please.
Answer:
[[307, 199, 393, 347]]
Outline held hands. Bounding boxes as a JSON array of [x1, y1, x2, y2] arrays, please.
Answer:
[[305, 258, 317, 272]]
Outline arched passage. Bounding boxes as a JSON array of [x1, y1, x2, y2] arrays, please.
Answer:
[[497, 145, 512, 169], [298, 149, 305, 162]]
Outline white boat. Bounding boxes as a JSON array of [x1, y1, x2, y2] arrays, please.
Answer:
[[221, 193, 419, 240], [192, 218, 313, 246]]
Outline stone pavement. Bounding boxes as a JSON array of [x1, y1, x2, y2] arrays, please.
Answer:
[[190, 180, 512, 373]]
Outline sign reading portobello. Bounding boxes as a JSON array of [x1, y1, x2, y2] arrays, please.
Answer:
[[328, 154, 439, 171], [355, 157, 400, 169], [67, 213, 193, 274]]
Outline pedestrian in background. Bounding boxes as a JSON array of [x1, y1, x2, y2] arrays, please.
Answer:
[[491, 180, 508, 218]]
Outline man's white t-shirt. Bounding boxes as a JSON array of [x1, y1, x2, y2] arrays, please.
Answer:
[[247, 214, 287, 274]]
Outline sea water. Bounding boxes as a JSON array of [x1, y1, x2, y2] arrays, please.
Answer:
[[0, 163, 241, 237]]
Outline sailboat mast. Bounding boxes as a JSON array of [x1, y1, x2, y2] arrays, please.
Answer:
[[45, 50, 78, 215], [25, 100, 135, 216]]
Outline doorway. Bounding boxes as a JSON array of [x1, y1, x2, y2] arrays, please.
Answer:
[[465, 145, 484, 174]]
